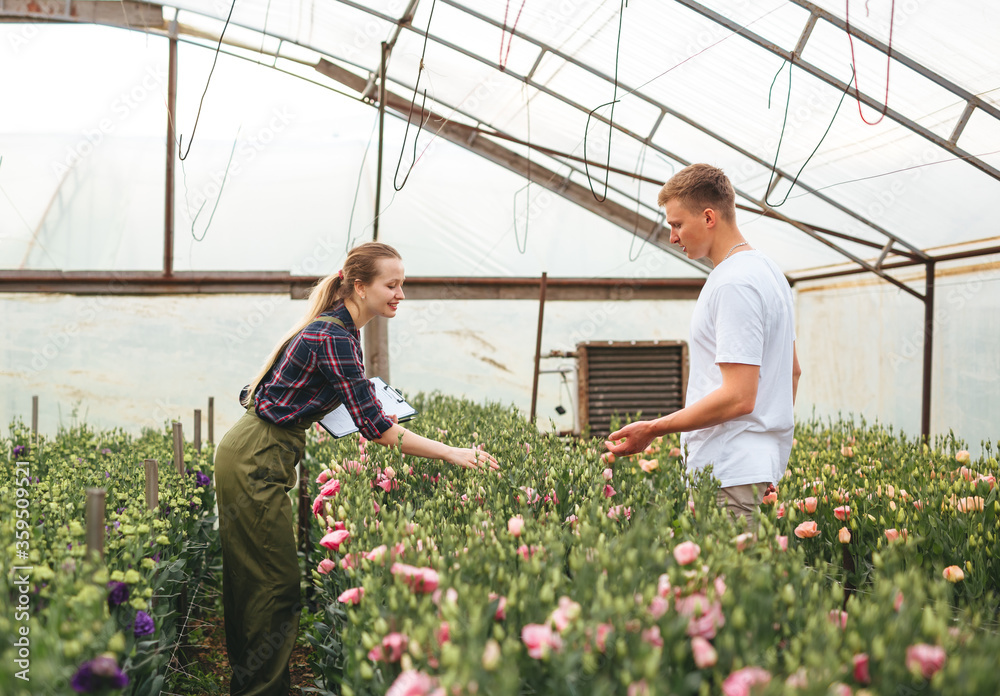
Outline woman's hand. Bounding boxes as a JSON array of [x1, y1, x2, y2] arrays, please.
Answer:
[[446, 447, 499, 471]]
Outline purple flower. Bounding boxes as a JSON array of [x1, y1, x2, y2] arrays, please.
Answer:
[[71, 655, 129, 692], [133, 610, 155, 637], [107, 581, 129, 608], [13, 445, 26, 457], [188, 469, 211, 488], [102, 448, 112, 455], [105, 471, 111, 478]]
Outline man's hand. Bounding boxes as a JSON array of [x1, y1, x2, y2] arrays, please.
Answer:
[[605, 420, 657, 458]]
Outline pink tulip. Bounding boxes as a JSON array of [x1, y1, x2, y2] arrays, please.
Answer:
[[675, 593, 725, 640], [852, 653, 871, 685], [337, 587, 364, 604], [312, 496, 326, 516], [549, 596, 581, 632], [508, 515, 524, 537], [365, 545, 388, 563], [794, 521, 820, 539], [319, 479, 341, 497], [839, 527, 851, 544], [762, 491, 778, 505], [834, 505, 851, 521], [603, 467, 614, 480], [332, 520, 346, 531], [673, 541, 701, 566], [385, 669, 436, 696], [381, 633, 408, 662], [344, 459, 364, 474], [776, 503, 785, 518], [692, 636, 718, 668], [339, 554, 357, 570], [722, 666, 771, 696], [522, 623, 562, 659], [320, 529, 351, 551], [804, 496, 818, 514], [317, 559, 336, 575], [639, 458, 659, 473], [734, 533, 753, 551], [775, 535, 788, 552], [316, 469, 332, 485], [607, 505, 631, 521], [604, 484, 616, 498], [884, 529, 900, 542], [905, 643, 946, 679]]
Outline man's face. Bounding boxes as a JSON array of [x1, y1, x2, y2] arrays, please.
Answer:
[[666, 199, 713, 260]]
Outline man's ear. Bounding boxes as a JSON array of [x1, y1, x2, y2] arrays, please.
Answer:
[[703, 208, 718, 228]]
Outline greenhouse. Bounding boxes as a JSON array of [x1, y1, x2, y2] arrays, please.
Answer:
[[2, 1, 999, 695]]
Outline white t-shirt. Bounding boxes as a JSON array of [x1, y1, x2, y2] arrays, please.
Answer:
[[680, 250, 795, 487]]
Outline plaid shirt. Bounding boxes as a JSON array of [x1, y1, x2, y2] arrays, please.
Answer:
[[241, 302, 393, 439]]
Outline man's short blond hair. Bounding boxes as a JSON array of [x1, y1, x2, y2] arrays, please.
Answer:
[[657, 164, 736, 222]]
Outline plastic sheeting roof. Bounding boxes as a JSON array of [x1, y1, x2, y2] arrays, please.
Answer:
[[2, 0, 999, 279]]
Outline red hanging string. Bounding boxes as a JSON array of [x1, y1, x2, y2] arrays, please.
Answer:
[[499, 0, 528, 71], [845, 0, 895, 125]]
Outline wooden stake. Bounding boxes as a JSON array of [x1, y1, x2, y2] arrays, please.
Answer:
[[208, 397, 214, 444], [194, 409, 202, 452], [86, 488, 106, 559], [144, 459, 159, 510], [172, 422, 185, 475]]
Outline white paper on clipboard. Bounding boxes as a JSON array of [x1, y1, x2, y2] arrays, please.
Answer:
[[319, 377, 418, 438]]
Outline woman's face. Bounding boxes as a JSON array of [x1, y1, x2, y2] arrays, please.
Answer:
[[359, 257, 405, 318]]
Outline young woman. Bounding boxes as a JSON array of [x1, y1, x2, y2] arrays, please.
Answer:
[[214, 241, 497, 695]]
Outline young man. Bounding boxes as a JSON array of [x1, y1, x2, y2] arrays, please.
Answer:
[[605, 164, 801, 526]]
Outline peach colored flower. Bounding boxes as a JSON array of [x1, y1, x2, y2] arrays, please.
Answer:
[[482, 638, 502, 670], [804, 497, 818, 514], [657, 573, 671, 598], [734, 533, 754, 551], [641, 626, 663, 647], [884, 529, 900, 542], [549, 596, 581, 633], [600, 451, 615, 464], [943, 565, 965, 583], [955, 450, 971, 464], [602, 467, 614, 480], [956, 496, 984, 512], [692, 636, 717, 668], [841, 446, 854, 458], [508, 515, 524, 537], [762, 490, 778, 505], [834, 505, 851, 521], [639, 458, 659, 473], [673, 540, 701, 565], [776, 503, 785, 519], [894, 591, 904, 612], [627, 680, 650, 696], [905, 643, 946, 679], [385, 669, 437, 696], [669, 447, 682, 458], [775, 535, 788, 552], [794, 521, 819, 539], [839, 527, 851, 544]]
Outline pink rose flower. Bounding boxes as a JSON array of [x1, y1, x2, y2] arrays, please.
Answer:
[[549, 596, 581, 632], [316, 469, 332, 485], [669, 447, 682, 458], [385, 669, 437, 696], [955, 449, 970, 463], [648, 595, 669, 620], [320, 479, 341, 497], [692, 636, 718, 668], [381, 632, 409, 662], [641, 625, 663, 647], [804, 496, 818, 514], [793, 521, 819, 538], [834, 505, 851, 521], [603, 467, 614, 480], [852, 653, 871, 685], [604, 484, 616, 498], [775, 535, 788, 552], [657, 573, 671, 598], [722, 666, 771, 696], [365, 545, 388, 563], [776, 503, 786, 518], [317, 559, 336, 575], [339, 554, 357, 570], [839, 527, 851, 544], [320, 529, 351, 551], [312, 495, 326, 516], [337, 587, 364, 604], [522, 623, 562, 659], [508, 515, 524, 537], [884, 528, 900, 542], [436, 621, 450, 646], [639, 458, 659, 473], [673, 541, 701, 566], [489, 593, 507, 620], [734, 533, 753, 551], [675, 593, 725, 640], [607, 505, 631, 521], [828, 609, 848, 630], [762, 490, 778, 505], [905, 643, 946, 679], [596, 623, 613, 652]]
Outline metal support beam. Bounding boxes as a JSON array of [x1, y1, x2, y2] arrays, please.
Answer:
[[921, 261, 935, 439], [674, 0, 1000, 182], [374, 41, 387, 240], [530, 272, 548, 423], [164, 14, 177, 276], [789, 244, 1000, 284]]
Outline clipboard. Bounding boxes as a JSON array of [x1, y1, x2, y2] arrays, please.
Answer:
[[319, 377, 418, 438]]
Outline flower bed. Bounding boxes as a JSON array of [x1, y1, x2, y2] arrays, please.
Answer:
[[1, 418, 218, 695], [303, 396, 1000, 696]]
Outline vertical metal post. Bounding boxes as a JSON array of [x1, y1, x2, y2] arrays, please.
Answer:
[[144, 459, 159, 511], [208, 396, 215, 444], [194, 409, 202, 452], [86, 488, 106, 559], [529, 272, 549, 423], [921, 261, 936, 440], [298, 461, 310, 555], [173, 422, 185, 475], [164, 13, 178, 276], [374, 41, 388, 241], [31, 395, 38, 440]]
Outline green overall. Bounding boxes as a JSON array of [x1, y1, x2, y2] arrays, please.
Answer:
[[214, 315, 344, 696]]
